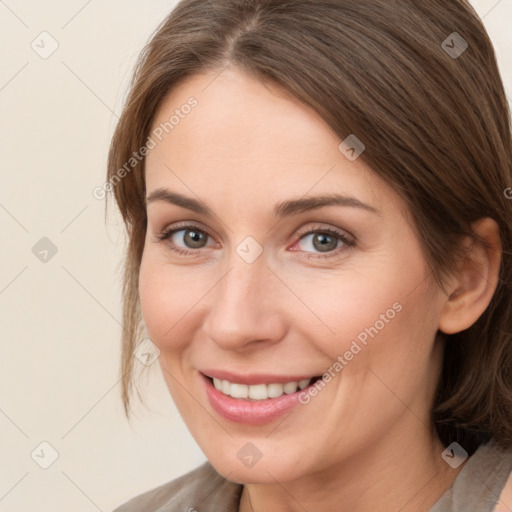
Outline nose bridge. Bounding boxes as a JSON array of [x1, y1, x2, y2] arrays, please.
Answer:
[[222, 259, 261, 310], [203, 247, 284, 350]]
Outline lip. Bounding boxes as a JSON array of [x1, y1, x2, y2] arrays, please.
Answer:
[[201, 369, 317, 385], [200, 371, 319, 425]]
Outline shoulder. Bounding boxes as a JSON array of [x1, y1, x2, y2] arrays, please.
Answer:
[[494, 455, 512, 512], [430, 439, 512, 512], [112, 461, 243, 512]]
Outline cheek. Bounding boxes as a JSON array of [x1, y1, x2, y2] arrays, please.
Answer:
[[298, 254, 438, 373], [138, 250, 206, 353], [328, 277, 441, 414]]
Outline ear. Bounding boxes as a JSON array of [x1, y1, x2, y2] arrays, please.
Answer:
[[438, 218, 502, 335]]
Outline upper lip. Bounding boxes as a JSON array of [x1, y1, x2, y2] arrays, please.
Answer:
[[200, 369, 320, 385]]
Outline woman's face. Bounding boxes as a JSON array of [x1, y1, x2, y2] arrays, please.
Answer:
[[140, 67, 448, 483]]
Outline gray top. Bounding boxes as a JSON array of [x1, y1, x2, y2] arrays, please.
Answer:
[[430, 438, 512, 512], [112, 439, 512, 512]]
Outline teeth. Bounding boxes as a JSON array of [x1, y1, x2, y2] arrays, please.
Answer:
[[230, 383, 249, 399], [249, 384, 268, 400], [283, 381, 298, 394], [212, 377, 314, 400], [298, 379, 310, 389], [268, 383, 284, 398], [221, 379, 231, 395]]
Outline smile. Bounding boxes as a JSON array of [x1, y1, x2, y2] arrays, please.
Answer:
[[212, 377, 315, 400], [201, 371, 323, 425]]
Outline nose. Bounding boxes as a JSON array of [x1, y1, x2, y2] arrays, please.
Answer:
[[201, 251, 287, 352]]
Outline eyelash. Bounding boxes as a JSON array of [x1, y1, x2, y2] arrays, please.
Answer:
[[154, 222, 356, 260]]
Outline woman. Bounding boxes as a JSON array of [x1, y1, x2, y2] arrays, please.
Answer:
[[107, 1, 512, 510]]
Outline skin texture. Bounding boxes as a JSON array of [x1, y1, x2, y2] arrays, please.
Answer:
[[139, 66, 502, 512]]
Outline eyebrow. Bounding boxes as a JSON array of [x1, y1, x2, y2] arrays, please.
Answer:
[[146, 188, 380, 218]]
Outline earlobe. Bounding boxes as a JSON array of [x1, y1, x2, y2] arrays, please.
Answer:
[[438, 218, 502, 335]]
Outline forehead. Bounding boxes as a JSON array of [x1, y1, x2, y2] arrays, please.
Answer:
[[145, 67, 394, 214]]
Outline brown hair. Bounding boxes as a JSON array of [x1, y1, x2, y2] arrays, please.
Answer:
[[106, 0, 512, 456]]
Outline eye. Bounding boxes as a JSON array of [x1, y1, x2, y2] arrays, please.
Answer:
[[154, 223, 215, 256], [292, 226, 355, 259], [154, 222, 355, 260]]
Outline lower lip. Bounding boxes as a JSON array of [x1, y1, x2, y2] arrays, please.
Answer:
[[202, 373, 312, 425]]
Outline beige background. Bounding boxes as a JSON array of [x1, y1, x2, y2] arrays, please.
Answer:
[[1, 1, 511, 510]]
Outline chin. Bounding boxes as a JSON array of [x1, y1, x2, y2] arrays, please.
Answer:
[[198, 439, 309, 484]]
